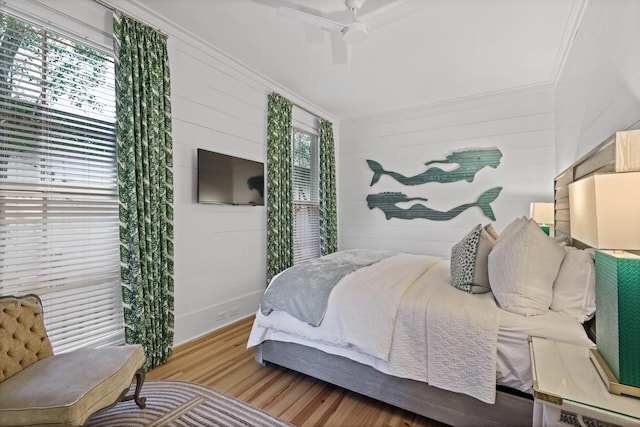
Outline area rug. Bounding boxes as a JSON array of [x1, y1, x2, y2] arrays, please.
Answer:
[[86, 381, 294, 427]]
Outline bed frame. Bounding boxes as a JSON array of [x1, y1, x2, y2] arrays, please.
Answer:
[[255, 130, 640, 427], [255, 341, 532, 426]]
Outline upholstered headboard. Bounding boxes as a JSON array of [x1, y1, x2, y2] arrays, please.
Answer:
[[554, 130, 640, 246]]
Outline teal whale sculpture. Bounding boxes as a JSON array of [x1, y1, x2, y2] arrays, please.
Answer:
[[366, 187, 503, 221], [367, 148, 503, 186]]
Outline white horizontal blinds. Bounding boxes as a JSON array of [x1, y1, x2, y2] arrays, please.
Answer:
[[0, 12, 124, 353], [292, 127, 320, 263]]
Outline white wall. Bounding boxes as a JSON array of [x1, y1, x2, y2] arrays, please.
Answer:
[[555, 0, 640, 173], [338, 88, 556, 258], [5, 0, 336, 346], [167, 32, 269, 345]]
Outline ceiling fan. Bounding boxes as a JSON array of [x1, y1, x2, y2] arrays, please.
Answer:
[[277, 0, 409, 46]]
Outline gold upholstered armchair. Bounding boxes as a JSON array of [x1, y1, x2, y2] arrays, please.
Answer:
[[0, 294, 146, 426]]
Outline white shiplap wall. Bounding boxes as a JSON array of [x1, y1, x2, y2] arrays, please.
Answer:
[[338, 88, 556, 259], [167, 32, 271, 345], [555, 0, 640, 173], [4, 0, 336, 346]]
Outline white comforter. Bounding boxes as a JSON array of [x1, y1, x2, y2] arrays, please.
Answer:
[[322, 253, 440, 361], [426, 276, 498, 403], [248, 255, 500, 403]]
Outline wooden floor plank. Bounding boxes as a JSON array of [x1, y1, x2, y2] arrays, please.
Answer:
[[147, 316, 448, 426]]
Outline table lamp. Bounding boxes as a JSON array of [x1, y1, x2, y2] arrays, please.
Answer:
[[530, 202, 554, 236], [568, 171, 640, 396]]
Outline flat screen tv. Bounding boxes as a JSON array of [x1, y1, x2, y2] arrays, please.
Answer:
[[197, 148, 264, 206]]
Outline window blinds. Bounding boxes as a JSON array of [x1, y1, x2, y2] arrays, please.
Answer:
[[292, 127, 320, 263], [0, 12, 124, 353]]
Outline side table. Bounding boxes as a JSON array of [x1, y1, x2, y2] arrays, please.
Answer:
[[529, 336, 640, 427]]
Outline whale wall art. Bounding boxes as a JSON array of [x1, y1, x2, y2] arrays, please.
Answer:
[[366, 148, 503, 221]]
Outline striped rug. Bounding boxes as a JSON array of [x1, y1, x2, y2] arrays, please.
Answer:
[[86, 381, 294, 427]]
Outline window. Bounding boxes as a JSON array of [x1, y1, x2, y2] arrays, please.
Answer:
[[0, 12, 123, 352], [292, 127, 320, 263]]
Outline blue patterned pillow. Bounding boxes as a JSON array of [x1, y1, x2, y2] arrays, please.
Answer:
[[450, 224, 496, 293]]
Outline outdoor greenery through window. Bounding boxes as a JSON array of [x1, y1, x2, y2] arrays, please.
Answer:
[[0, 12, 124, 352], [292, 127, 320, 263]]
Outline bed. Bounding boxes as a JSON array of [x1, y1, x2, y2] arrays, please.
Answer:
[[247, 131, 640, 427]]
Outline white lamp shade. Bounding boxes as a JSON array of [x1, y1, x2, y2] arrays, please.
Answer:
[[530, 202, 554, 225], [568, 172, 640, 250]]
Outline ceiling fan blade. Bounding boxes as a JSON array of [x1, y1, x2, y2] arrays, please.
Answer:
[[330, 31, 351, 65], [277, 6, 346, 33], [302, 23, 326, 44]]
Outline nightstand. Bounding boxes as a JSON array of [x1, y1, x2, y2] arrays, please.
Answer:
[[529, 336, 640, 427]]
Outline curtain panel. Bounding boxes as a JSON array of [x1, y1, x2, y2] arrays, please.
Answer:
[[266, 93, 293, 282], [113, 13, 175, 370], [319, 119, 338, 255]]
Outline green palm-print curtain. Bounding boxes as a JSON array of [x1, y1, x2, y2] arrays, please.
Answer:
[[266, 93, 293, 282], [113, 14, 174, 370], [319, 119, 337, 255]]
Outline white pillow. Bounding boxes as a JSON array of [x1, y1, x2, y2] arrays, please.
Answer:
[[488, 218, 566, 316], [551, 247, 596, 322], [497, 216, 528, 242], [484, 223, 499, 240]]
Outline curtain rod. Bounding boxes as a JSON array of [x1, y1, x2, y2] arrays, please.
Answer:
[[290, 98, 330, 124], [273, 90, 324, 121], [292, 101, 321, 120], [92, 0, 168, 38]]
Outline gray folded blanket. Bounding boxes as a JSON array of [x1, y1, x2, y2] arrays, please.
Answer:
[[260, 249, 396, 326]]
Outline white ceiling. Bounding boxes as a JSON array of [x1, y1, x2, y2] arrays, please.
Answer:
[[131, 0, 585, 120]]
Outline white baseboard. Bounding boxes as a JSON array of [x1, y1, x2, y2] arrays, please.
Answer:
[[173, 290, 263, 346]]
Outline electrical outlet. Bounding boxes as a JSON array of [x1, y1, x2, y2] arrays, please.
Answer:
[[229, 307, 239, 317], [216, 311, 227, 321]]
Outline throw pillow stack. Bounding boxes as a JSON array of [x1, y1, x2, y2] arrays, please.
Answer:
[[450, 217, 596, 321]]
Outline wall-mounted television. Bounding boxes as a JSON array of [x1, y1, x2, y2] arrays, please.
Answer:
[[197, 148, 264, 206]]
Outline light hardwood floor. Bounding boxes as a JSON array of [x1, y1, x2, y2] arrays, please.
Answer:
[[147, 316, 448, 427]]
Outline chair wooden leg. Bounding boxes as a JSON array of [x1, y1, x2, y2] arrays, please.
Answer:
[[122, 368, 146, 409]]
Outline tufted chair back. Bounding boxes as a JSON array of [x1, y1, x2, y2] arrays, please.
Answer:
[[0, 294, 53, 383]]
